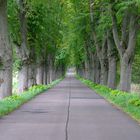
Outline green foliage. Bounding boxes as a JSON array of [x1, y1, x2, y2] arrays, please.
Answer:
[[63, 0, 91, 67], [8, 0, 68, 72], [0, 78, 62, 117], [78, 76, 140, 121], [132, 35, 140, 84], [129, 99, 140, 107], [8, 0, 20, 45], [7, 0, 140, 86]]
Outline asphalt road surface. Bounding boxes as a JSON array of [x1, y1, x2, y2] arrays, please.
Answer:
[[0, 75, 140, 140]]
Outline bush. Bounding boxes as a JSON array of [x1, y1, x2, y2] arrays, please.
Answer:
[[129, 99, 140, 107]]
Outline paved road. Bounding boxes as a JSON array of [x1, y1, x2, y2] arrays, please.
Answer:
[[0, 76, 140, 140]]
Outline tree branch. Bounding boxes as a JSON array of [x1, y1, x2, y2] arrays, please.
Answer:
[[125, 13, 137, 60], [121, 10, 129, 50], [93, 31, 102, 58], [110, 3, 122, 57]]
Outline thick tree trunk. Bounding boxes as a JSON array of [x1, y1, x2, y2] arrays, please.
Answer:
[[0, 0, 12, 98], [47, 71, 50, 84], [98, 39, 108, 85], [0, 69, 12, 99], [46, 56, 51, 84], [119, 13, 137, 92], [49, 68, 53, 83], [88, 53, 95, 82], [28, 63, 36, 87], [100, 62, 108, 85], [93, 31, 108, 85], [89, 0, 101, 84], [47, 65, 52, 84], [16, 0, 29, 93], [18, 64, 28, 92], [119, 57, 133, 92], [94, 54, 101, 84], [55, 65, 62, 79], [47, 54, 55, 84], [51, 64, 55, 81], [95, 65, 101, 84], [108, 58, 117, 89], [110, 5, 138, 92], [107, 32, 117, 89], [76, 67, 79, 75], [76, 66, 83, 77], [36, 64, 44, 85], [84, 60, 90, 79], [81, 69, 84, 78], [43, 64, 47, 85]]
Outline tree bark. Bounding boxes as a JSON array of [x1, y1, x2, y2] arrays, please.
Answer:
[[110, 4, 138, 91], [88, 53, 95, 82], [108, 58, 117, 89], [0, 0, 13, 98], [46, 54, 51, 84], [119, 16, 136, 91], [18, 64, 28, 92], [89, 0, 102, 84], [16, 0, 29, 93], [94, 53, 101, 84], [36, 63, 44, 85], [28, 62, 36, 87], [96, 38, 108, 85], [43, 63, 47, 85], [107, 31, 117, 89], [84, 59, 90, 79], [100, 61, 108, 85], [119, 57, 133, 92]]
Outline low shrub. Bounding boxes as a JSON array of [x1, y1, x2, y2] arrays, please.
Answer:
[[129, 98, 140, 107]]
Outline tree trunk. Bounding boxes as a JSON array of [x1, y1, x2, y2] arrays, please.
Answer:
[[84, 59, 90, 79], [119, 56, 133, 92], [0, 68, 12, 99], [100, 62, 108, 85], [107, 32, 117, 89], [55, 65, 62, 79], [88, 52, 95, 82], [46, 55, 51, 84], [94, 53, 101, 84], [110, 5, 138, 92], [28, 63, 36, 87], [16, 0, 29, 93], [49, 67, 53, 83], [108, 58, 117, 89], [36, 64, 44, 85], [0, 0, 13, 98], [18, 64, 28, 92], [47, 66, 52, 84], [43, 64, 47, 85], [99, 39, 108, 85], [47, 54, 54, 84]]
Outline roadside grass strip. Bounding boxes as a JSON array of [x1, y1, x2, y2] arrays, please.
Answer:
[[77, 76, 140, 122], [0, 78, 63, 117]]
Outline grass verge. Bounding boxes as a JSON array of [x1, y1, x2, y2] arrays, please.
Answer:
[[0, 78, 63, 117], [77, 76, 140, 122]]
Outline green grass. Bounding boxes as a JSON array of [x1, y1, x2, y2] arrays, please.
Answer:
[[77, 76, 140, 122], [0, 78, 62, 117]]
